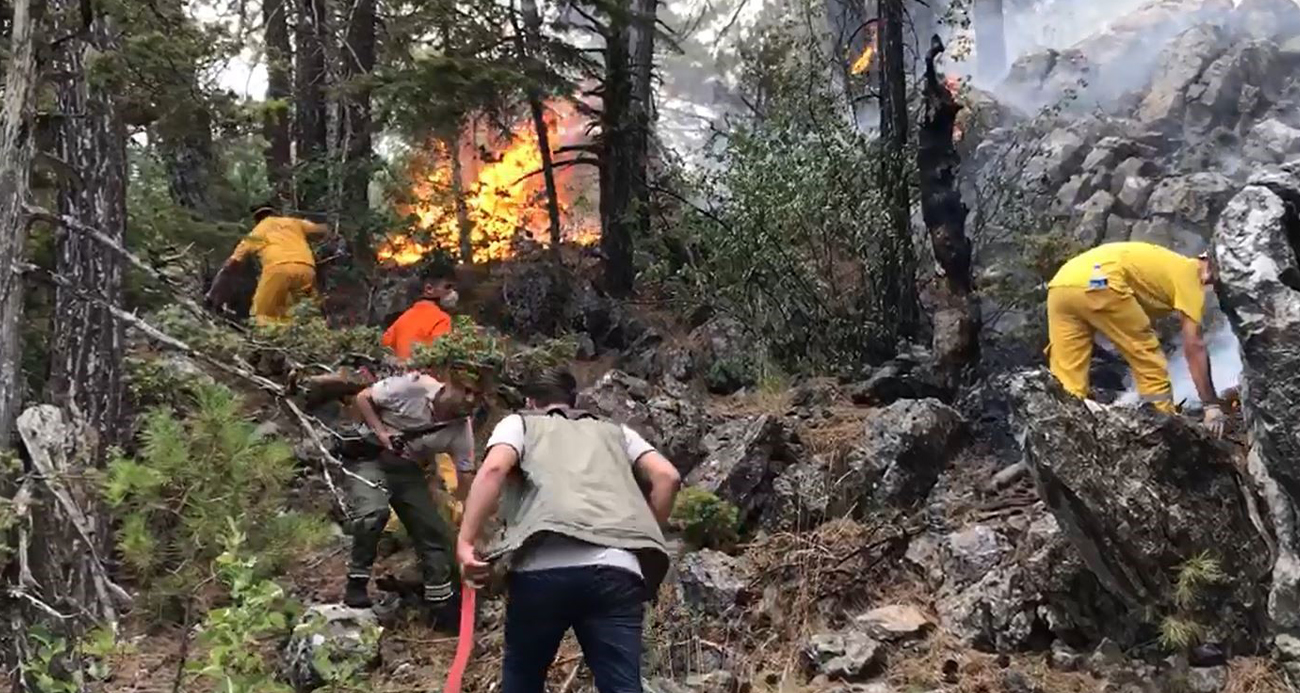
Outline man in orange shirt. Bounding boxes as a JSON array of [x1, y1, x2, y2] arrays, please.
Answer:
[[383, 266, 458, 362]]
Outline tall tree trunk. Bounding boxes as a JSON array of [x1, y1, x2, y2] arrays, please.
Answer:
[[48, 1, 126, 450], [919, 35, 979, 385], [447, 131, 474, 263], [627, 0, 654, 271], [0, 0, 40, 445], [340, 0, 374, 221], [974, 0, 1007, 82], [877, 0, 920, 344], [518, 0, 564, 261], [294, 0, 328, 208], [599, 9, 634, 298], [264, 0, 293, 200]]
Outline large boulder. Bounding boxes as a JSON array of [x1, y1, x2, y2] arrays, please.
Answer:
[[676, 549, 748, 616], [1213, 164, 1300, 643], [1136, 23, 1228, 129], [833, 399, 967, 514], [804, 631, 884, 681], [686, 415, 803, 527], [763, 457, 832, 532], [1233, 0, 1300, 41], [846, 349, 950, 406], [282, 605, 382, 692], [691, 316, 759, 395], [1184, 40, 1282, 136], [1146, 172, 1236, 226], [1007, 370, 1271, 649], [1245, 119, 1300, 164], [578, 370, 712, 474]]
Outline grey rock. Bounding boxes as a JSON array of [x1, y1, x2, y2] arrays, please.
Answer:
[[1104, 216, 1135, 244], [1247, 119, 1300, 163], [1214, 167, 1300, 631], [676, 550, 747, 615], [1184, 666, 1227, 693], [763, 458, 831, 532], [282, 605, 382, 692], [1185, 40, 1282, 135], [1075, 189, 1116, 246], [1024, 128, 1089, 186], [1081, 137, 1154, 172], [943, 525, 1010, 588], [1146, 172, 1235, 225], [804, 631, 884, 681], [854, 604, 933, 642], [1129, 217, 1209, 255], [1137, 24, 1228, 128], [686, 415, 801, 527], [846, 352, 950, 406], [1115, 176, 1154, 216], [684, 671, 740, 693], [836, 399, 966, 513], [1055, 175, 1091, 211], [1050, 642, 1083, 671], [1276, 632, 1300, 660], [691, 316, 758, 395], [578, 370, 712, 475], [1008, 370, 1271, 648]]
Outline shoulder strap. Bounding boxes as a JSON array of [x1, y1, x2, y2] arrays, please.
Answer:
[[516, 406, 600, 421]]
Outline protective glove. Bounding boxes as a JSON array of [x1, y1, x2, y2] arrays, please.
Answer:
[[1202, 404, 1227, 438]]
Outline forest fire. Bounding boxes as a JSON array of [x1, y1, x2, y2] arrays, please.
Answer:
[[377, 101, 599, 265], [850, 25, 877, 75]]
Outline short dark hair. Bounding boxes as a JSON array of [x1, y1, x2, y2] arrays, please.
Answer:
[[524, 366, 578, 408], [250, 201, 278, 222], [422, 262, 456, 285]]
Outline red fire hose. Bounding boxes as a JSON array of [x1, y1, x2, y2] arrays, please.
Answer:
[[444, 583, 477, 693]]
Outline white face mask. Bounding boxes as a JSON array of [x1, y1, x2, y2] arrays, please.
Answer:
[[438, 290, 459, 309]]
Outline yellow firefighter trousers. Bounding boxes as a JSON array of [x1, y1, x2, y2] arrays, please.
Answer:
[[1046, 286, 1174, 412], [251, 262, 317, 326], [383, 453, 462, 533]]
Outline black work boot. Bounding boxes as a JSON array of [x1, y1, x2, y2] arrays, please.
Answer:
[[423, 582, 458, 633], [344, 577, 373, 609]]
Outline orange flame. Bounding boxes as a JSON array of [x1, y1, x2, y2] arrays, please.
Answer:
[[377, 101, 598, 266], [850, 25, 877, 75]]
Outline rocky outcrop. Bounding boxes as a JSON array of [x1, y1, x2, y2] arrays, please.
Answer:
[[846, 350, 950, 406], [1137, 23, 1228, 129], [1008, 370, 1270, 649], [578, 370, 713, 474], [282, 605, 382, 692], [804, 631, 884, 681], [834, 399, 966, 513], [1213, 164, 1300, 656], [686, 415, 803, 527]]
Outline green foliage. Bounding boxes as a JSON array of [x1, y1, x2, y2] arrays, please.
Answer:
[[1159, 615, 1207, 652], [124, 354, 212, 409], [671, 488, 741, 552], [104, 384, 329, 597], [1174, 552, 1227, 611], [295, 611, 382, 691], [188, 524, 297, 693], [408, 314, 578, 390], [20, 628, 79, 693], [252, 302, 388, 367], [663, 20, 908, 374]]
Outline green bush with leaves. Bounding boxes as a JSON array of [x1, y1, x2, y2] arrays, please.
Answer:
[[104, 384, 330, 597], [671, 488, 741, 552], [408, 314, 578, 392], [189, 524, 297, 693], [1157, 552, 1226, 652], [252, 302, 387, 367]]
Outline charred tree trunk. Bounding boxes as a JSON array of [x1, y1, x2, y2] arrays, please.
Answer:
[[447, 132, 474, 264], [0, 0, 39, 445], [518, 0, 563, 261], [599, 9, 635, 298], [876, 0, 920, 344], [919, 35, 979, 383], [264, 0, 293, 200], [974, 0, 1006, 81], [48, 0, 126, 450], [294, 0, 329, 208], [340, 0, 374, 221], [599, 0, 653, 298]]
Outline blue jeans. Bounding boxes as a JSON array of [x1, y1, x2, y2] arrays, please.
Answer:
[[502, 566, 646, 693]]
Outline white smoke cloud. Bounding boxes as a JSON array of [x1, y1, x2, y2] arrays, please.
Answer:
[[1114, 313, 1243, 406]]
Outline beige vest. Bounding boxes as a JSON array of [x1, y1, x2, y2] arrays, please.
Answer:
[[494, 408, 670, 595]]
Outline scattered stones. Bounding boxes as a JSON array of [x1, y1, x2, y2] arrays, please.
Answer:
[[846, 352, 950, 406], [579, 369, 713, 474]]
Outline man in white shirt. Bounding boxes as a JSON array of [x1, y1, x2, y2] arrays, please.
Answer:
[[343, 371, 475, 618], [457, 367, 681, 693]]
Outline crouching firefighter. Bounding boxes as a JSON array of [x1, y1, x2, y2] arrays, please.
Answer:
[[457, 366, 682, 693], [342, 370, 477, 620]]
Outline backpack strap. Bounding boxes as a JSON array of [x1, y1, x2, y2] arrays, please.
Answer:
[[516, 406, 600, 421]]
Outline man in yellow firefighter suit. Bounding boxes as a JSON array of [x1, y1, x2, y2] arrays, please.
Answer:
[[1046, 241, 1225, 436], [207, 204, 328, 325]]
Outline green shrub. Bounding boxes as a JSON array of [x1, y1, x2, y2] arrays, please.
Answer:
[[188, 524, 297, 693], [251, 302, 387, 367], [104, 384, 330, 599], [671, 488, 741, 551]]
